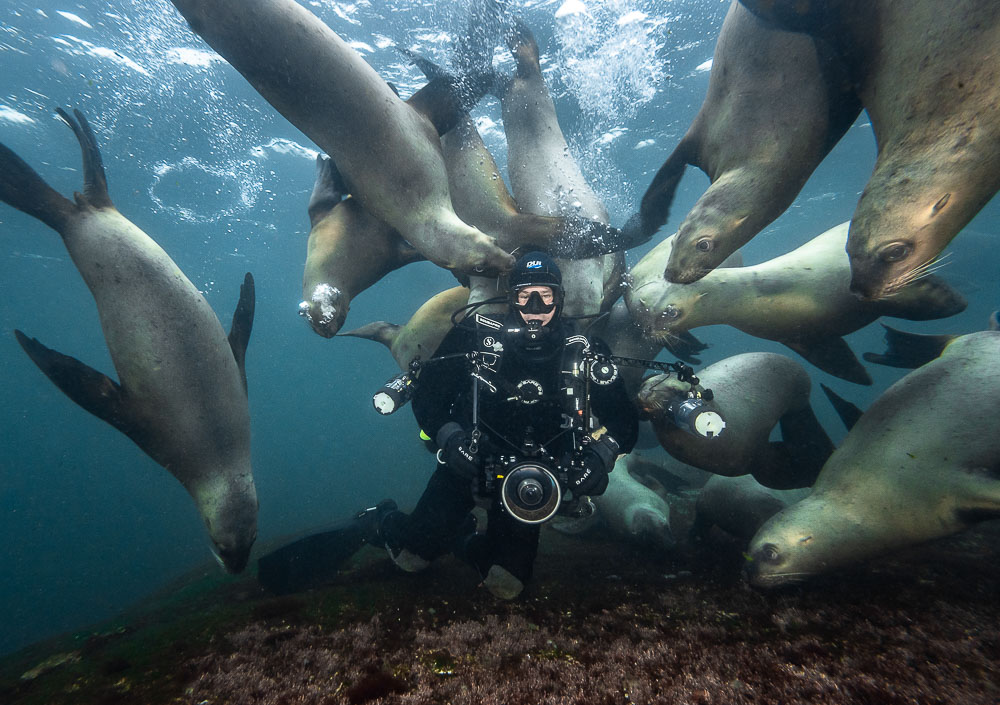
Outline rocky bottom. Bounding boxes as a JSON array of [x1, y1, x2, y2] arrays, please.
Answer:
[[2, 523, 999, 705]]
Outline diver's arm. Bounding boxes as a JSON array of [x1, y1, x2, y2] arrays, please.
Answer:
[[410, 325, 474, 444], [589, 337, 639, 454]]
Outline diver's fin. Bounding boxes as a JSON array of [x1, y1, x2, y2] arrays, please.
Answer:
[[307, 154, 348, 226], [862, 323, 955, 370], [227, 272, 255, 395], [14, 330, 138, 439], [257, 500, 396, 595], [340, 321, 400, 353], [782, 336, 872, 385], [819, 383, 864, 432]]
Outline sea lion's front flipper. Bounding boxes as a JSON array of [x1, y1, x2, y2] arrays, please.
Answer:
[[0, 141, 75, 233], [819, 383, 864, 432], [862, 323, 954, 370], [14, 330, 136, 438], [227, 272, 256, 395], [665, 330, 708, 365], [307, 155, 347, 226], [340, 321, 400, 349], [783, 336, 872, 385]]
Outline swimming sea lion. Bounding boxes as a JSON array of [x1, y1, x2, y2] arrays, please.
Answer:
[[168, 0, 514, 276], [626, 222, 968, 384], [638, 353, 834, 489], [636, 0, 860, 283], [691, 474, 809, 542], [499, 17, 612, 316], [740, 0, 1000, 300], [300, 156, 423, 337], [591, 457, 675, 549], [746, 331, 1000, 589], [341, 286, 471, 371], [1, 109, 257, 573]]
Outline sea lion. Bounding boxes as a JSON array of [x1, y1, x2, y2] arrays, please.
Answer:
[[300, 156, 423, 337], [635, 0, 860, 283], [591, 457, 675, 549], [499, 17, 613, 316], [626, 222, 968, 384], [638, 353, 834, 489], [1, 109, 257, 573], [168, 0, 515, 276], [740, 0, 1000, 300], [691, 474, 809, 542], [341, 286, 471, 371], [746, 331, 1000, 589]]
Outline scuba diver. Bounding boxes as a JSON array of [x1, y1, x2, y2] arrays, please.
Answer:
[[258, 251, 639, 599]]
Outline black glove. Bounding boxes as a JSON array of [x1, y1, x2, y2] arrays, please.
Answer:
[[566, 435, 620, 497], [436, 422, 482, 478]]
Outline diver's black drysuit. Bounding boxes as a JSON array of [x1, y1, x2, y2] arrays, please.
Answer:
[[380, 312, 639, 591]]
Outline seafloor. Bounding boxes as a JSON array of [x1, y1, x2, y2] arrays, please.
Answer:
[[3, 520, 999, 705]]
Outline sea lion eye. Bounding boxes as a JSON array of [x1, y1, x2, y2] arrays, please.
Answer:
[[761, 544, 780, 562], [879, 242, 911, 263], [662, 305, 680, 320], [695, 238, 714, 253]]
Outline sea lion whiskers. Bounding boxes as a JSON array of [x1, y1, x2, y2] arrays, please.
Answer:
[[884, 251, 953, 296]]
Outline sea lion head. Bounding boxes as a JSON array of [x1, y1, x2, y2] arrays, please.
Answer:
[[299, 283, 348, 337], [665, 203, 747, 283], [635, 373, 693, 418], [847, 190, 957, 301], [200, 476, 259, 574], [624, 277, 700, 343], [744, 496, 871, 589]]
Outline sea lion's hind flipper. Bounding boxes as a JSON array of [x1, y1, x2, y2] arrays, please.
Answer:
[[55, 108, 113, 210], [783, 336, 872, 385], [819, 383, 864, 432], [227, 272, 256, 395], [14, 330, 136, 437], [862, 323, 954, 369], [0, 141, 75, 232]]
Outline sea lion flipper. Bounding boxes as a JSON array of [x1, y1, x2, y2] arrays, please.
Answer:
[[783, 337, 872, 385], [637, 138, 695, 242], [0, 141, 75, 233], [227, 272, 256, 395], [862, 323, 954, 369], [14, 329, 134, 436], [665, 330, 708, 365], [819, 383, 864, 432], [307, 155, 347, 226], [340, 321, 400, 349], [56, 108, 113, 210]]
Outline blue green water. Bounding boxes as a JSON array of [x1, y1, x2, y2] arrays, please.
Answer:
[[0, 0, 995, 657]]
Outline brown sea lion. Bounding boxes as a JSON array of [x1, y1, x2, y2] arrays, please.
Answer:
[[168, 0, 514, 276], [1, 109, 257, 573], [740, 0, 1000, 300], [746, 331, 1000, 589], [691, 474, 809, 542], [626, 222, 968, 384], [300, 156, 423, 337], [341, 286, 471, 371], [638, 353, 835, 490], [636, 0, 860, 283], [591, 457, 675, 550], [499, 17, 612, 316]]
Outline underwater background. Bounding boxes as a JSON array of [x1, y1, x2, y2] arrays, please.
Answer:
[[0, 0, 996, 660]]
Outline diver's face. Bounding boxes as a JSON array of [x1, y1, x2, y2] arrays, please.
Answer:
[[515, 285, 556, 326]]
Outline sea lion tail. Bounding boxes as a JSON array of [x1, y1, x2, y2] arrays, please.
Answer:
[[0, 139, 76, 234], [340, 321, 400, 350], [861, 323, 954, 370], [227, 272, 256, 395], [637, 138, 696, 241]]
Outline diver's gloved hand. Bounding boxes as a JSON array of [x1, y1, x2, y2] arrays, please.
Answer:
[[566, 435, 620, 497], [436, 422, 482, 478]]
